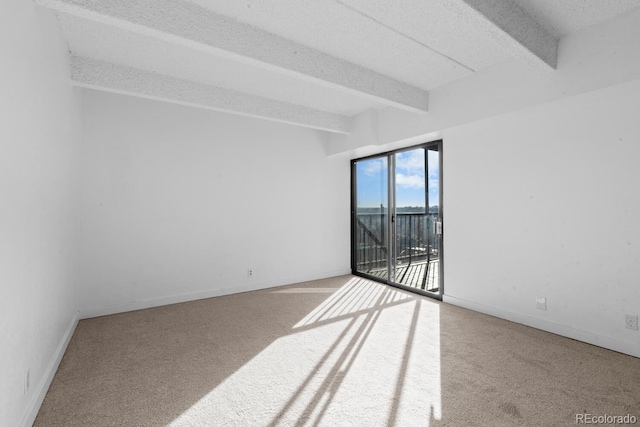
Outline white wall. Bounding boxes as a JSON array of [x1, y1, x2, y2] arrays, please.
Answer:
[[0, 2, 81, 426], [443, 78, 640, 357], [79, 90, 351, 317]]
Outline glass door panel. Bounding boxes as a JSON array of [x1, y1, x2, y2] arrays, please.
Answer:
[[354, 156, 389, 279], [392, 148, 430, 289], [426, 147, 441, 293]]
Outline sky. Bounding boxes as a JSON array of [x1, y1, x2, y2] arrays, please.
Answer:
[[356, 148, 439, 209]]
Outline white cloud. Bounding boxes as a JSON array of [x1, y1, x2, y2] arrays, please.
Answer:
[[396, 150, 425, 192], [427, 150, 439, 180], [358, 149, 439, 193], [396, 173, 425, 189], [360, 158, 386, 176], [396, 150, 425, 175]]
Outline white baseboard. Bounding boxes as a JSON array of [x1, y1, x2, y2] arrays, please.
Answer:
[[20, 313, 79, 427], [443, 295, 640, 359], [80, 269, 352, 319]]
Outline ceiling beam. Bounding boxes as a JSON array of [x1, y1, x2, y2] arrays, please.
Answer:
[[70, 56, 353, 134], [441, 0, 558, 71], [36, 0, 429, 113]]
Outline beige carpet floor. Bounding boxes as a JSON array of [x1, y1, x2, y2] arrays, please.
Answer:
[[35, 275, 640, 426]]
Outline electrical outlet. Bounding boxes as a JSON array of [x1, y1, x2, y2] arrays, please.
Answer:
[[24, 369, 30, 395], [536, 296, 547, 311], [247, 269, 253, 278], [625, 314, 638, 331]]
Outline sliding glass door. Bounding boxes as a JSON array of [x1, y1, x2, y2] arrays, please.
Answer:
[[352, 141, 442, 298]]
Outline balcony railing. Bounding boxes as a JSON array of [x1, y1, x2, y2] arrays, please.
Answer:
[[355, 212, 440, 291]]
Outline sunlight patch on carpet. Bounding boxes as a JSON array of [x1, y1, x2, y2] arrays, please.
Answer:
[[169, 278, 441, 426]]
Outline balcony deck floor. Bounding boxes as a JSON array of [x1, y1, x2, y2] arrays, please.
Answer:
[[362, 259, 439, 292]]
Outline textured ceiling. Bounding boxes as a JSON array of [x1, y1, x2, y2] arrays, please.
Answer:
[[58, 13, 384, 116], [36, 0, 640, 133], [185, 0, 509, 87]]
